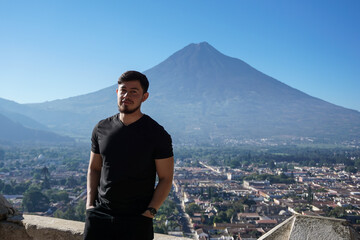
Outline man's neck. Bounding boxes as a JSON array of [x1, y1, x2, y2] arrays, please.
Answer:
[[119, 111, 144, 126]]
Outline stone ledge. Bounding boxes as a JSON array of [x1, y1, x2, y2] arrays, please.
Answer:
[[0, 214, 192, 240]]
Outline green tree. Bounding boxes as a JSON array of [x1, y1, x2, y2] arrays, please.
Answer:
[[54, 200, 86, 221], [269, 161, 276, 169], [307, 185, 314, 204], [65, 176, 78, 188], [185, 203, 201, 217], [2, 184, 14, 194], [41, 166, 51, 189], [345, 166, 357, 174], [23, 188, 50, 212], [44, 189, 70, 203], [327, 207, 346, 218], [75, 200, 86, 221], [213, 211, 228, 223], [54, 206, 76, 220]]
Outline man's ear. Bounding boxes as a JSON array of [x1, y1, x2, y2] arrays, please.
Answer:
[[142, 92, 149, 102]]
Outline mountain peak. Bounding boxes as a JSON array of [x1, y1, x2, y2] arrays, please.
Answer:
[[148, 42, 231, 77], [178, 42, 224, 58], [188, 41, 212, 49]]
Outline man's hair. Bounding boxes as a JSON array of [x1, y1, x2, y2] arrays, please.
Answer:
[[118, 71, 149, 93]]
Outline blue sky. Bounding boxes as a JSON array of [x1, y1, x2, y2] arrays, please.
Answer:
[[0, 0, 359, 111]]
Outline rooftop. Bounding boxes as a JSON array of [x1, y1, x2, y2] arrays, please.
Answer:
[[258, 214, 360, 240]]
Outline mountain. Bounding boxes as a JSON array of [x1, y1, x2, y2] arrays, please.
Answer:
[[1, 42, 360, 145], [0, 112, 73, 144], [0, 98, 51, 131], [141, 42, 360, 143]]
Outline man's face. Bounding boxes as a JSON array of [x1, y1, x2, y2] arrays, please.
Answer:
[[117, 80, 148, 114]]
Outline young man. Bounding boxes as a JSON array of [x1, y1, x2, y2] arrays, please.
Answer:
[[84, 71, 174, 240]]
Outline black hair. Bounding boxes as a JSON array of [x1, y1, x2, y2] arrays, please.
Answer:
[[117, 71, 149, 93]]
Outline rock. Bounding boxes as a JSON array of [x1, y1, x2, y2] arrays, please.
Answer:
[[7, 214, 24, 224], [0, 194, 19, 221]]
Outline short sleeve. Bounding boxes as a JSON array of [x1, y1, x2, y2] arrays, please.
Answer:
[[91, 123, 100, 154], [154, 130, 173, 160]]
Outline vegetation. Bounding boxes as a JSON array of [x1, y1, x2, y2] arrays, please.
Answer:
[[22, 187, 50, 212], [54, 200, 86, 221], [153, 198, 181, 234], [175, 145, 360, 170], [185, 203, 202, 217], [243, 173, 295, 184]]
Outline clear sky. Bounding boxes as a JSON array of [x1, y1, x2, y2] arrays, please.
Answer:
[[0, 0, 359, 111]]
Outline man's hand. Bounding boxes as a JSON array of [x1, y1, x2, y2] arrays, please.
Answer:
[[141, 210, 155, 219], [86, 205, 95, 210], [86, 152, 102, 210]]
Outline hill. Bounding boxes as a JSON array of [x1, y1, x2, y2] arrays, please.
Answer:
[[0, 112, 73, 144]]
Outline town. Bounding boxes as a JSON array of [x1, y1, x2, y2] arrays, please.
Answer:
[[0, 144, 360, 239]]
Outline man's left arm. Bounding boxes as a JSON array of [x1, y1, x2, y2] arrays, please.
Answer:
[[142, 156, 174, 218]]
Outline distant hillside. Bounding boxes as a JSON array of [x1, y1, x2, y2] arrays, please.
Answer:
[[1, 42, 360, 145], [0, 111, 73, 144]]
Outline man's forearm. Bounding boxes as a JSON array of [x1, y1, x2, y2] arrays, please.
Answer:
[[86, 169, 101, 209], [147, 178, 173, 210]]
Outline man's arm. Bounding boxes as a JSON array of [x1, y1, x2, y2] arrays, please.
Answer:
[[86, 151, 102, 209], [142, 156, 174, 218]]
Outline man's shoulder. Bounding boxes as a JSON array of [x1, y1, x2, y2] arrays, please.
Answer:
[[143, 115, 165, 130], [95, 114, 119, 127], [142, 115, 171, 137]]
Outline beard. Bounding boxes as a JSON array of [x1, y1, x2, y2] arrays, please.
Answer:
[[118, 104, 141, 114]]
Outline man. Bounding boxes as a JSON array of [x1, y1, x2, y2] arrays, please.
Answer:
[[84, 71, 174, 240]]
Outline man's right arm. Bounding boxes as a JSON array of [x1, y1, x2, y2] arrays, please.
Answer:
[[86, 151, 102, 209]]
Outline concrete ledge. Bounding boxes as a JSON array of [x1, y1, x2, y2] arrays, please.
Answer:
[[23, 215, 84, 240], [0, 214, 192, 240]]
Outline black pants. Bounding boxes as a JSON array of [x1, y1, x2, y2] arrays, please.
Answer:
[[83, 205, 154, 240]]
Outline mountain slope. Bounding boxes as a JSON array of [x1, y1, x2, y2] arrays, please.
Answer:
[[2, 42, 359, 144], [142, 42, 360, 143], [0, 112, 73, 144]]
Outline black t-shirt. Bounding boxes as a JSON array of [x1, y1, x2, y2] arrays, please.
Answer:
[[91, 114, 173, 214]]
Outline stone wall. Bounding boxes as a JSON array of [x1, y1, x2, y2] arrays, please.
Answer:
[[0, 214, 191, 240], [0, 194, 191, 240]]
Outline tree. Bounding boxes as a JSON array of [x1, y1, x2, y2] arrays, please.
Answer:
[[54, 200, 86, 221], [213, 211, 228, 223], [306, 185, 314, 204], [65, 176, 78, 188], [327, 207, 346, 218], [345, 166, 357, 174], [54, 205, 76, 220], [243, 197, 256, 207], [185, 203, 201, 216], [269, 161, 276, 169], [23, 188, 50, 212], [41, 166, 51, 189], [230, 159, 240, 169], [44, 189, 70, 203], [75, 200, 86, 221]]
